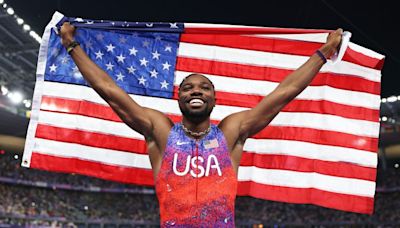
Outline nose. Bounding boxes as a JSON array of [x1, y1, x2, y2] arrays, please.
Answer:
[[190, 87, 202, 96]]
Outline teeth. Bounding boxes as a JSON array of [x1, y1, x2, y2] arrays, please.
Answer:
[[189, 99, 204, 104]]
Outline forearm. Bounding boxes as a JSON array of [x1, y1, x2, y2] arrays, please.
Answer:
[[276, 44, 333, 100]]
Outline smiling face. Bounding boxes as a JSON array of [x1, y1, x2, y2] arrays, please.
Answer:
[[178, 74, 216, 121]]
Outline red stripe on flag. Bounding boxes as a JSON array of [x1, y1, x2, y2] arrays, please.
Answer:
[[180, 34, 382, 70], [30, 152, 154, 185], [40, 96, 378, 152], [35, 124, 147, 154], [176, 57, 380, 95], [237, 181, 374, 214], [255, 126, 378, 152], [240, 153, 376, 181], [344, 48, 385, 70]]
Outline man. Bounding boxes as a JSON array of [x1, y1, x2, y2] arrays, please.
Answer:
[[60, 22, 342, 227]]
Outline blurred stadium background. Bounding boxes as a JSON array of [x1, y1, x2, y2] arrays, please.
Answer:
[[1, 0, 400, 227]]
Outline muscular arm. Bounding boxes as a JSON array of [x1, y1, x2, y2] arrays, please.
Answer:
[[219, 29, 343, 168]]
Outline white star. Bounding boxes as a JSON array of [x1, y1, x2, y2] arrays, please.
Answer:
[[129, 47, 138, 56], [164, 45, 172, 52], [60, 56, 69, 64], [106, 43, 115, 52], [169, 23, 179, 28], [152, 51, 161, 60], [119, 37, 127, 43], [138, 76, 146, 85], [139, 57, 149, 67], [146, 23, 153, 27], [116, 54, 126, 63], [149, 69, 158, 78], [127, 66, 136, 74], [116, 72, 125, 81], [106, 62, 114, 70], [160, 80, 169, 89], [96, 33, 104, 41], [85, 21, 94, 24], [74, 18, 84, 22], [95, 51, 104, 59], [49, 64, 57, 72], [162, 61, 171, 71], [111, 22, 115, 26], [142, 40, 150, 48]]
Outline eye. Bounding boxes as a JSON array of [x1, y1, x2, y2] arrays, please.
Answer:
[[202, 85, 211, 91], [181, 85, 192, 92]]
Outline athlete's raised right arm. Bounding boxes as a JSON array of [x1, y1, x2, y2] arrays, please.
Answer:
[[59, 22, 172, 139]]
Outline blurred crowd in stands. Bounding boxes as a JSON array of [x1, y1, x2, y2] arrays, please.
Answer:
[[0, 150, 399, 227]]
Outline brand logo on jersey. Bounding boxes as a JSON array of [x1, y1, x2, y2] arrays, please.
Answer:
[[176, 141, 189, 146], [172, 153, 222, 178]]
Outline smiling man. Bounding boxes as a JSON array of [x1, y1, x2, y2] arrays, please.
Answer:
[[60, 22, 342, 227]]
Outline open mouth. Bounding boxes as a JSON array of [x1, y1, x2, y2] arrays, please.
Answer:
[[188, 98, 205, 108]]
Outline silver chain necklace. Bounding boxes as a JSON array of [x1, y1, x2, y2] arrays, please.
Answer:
[[181, 123, 211, 137]]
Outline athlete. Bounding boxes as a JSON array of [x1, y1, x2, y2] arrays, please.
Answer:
[[60, 22, 343, 227]]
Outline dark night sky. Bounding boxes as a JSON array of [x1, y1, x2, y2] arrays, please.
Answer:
[[7, 0, 399, 97]]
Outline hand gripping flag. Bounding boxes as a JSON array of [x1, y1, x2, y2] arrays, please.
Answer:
[[23, 11, 385, 214]]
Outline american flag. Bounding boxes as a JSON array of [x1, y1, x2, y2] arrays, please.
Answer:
[[23, 12, 385, 214]]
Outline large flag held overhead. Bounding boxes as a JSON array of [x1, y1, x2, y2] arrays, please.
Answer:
[[23, 12, 385, 214]]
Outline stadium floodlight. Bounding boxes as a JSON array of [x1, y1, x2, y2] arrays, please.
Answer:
[[0, 0, 4, 5], [0, 85, 8, 95], [7, 91, 23, 104], [29, 30, 42, 43], [395, 164, 399, 168], [22, 24, 30, 31], [381, 98, 387, 103], [16, 17, 24, 25], [381, 116, 387, 121], [23, 99, 31, 108], [2, 3, 6, 8], [6, 7, 14, 15], [387, 96, 397, 102]]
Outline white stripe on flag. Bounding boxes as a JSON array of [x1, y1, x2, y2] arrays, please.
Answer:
[[248, 33, 328, 43], [39, 110, 143, 139], [244, 138, 377, 168], [237, 166, 376, 197], [34, 138, 152, 169]]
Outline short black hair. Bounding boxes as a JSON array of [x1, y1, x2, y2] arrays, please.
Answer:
[[178, 73, 215, 90]]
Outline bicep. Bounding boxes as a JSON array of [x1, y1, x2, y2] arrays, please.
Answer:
[[239, 88, 292, 137], [101, 84, 154, 136]]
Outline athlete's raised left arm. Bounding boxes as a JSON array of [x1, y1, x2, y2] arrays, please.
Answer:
[[219, 29, 343, 152]]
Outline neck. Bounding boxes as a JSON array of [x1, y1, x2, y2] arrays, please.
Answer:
[[181, 117, 211, 138]]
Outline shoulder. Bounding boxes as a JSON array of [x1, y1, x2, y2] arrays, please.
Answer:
[[218, 110, 249, 148], [143, 107, 174, 137]]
